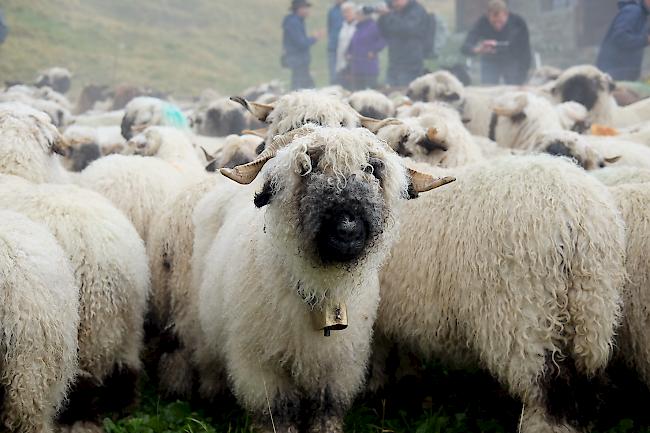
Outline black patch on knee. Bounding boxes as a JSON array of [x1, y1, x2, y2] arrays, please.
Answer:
[[540, 350, 604, 429], [358, 106, 386, 120], [511, 112, 527, 124], [561, 76, 599, 110], [488, 112, 499, 142], [303, 386, 346, 430]]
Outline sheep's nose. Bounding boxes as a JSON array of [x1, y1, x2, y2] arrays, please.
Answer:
[[317, 211, 367, 263]]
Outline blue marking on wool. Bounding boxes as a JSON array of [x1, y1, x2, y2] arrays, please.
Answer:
[[162, 103, 189, 129]]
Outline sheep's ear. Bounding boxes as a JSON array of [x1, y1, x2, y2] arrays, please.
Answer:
[[51, 135, 71, 156], [604, 155, 622, 164], [230, 96, 274, 122], [360, 116, 402, 134], [493, 94, 529, 118], [406, 168, 455, 199], [242, 127, 268, 138]]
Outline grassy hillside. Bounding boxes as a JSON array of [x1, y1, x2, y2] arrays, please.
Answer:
[[0, 0, 455, 97]]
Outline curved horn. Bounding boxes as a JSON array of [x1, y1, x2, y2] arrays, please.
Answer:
[[230, 96, 274, 122], [242, 127, 268, 138], [220, 126, 315, 185], [200, 146, 215, 162], [407, 168, 456, 194]]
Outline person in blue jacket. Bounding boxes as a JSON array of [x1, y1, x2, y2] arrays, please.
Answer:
[[327, 0, 345, 84], [597, 0, 650, 81], [282, 0, 324, 90]]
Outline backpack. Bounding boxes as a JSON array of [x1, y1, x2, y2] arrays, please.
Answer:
[[0, 10, 8, 44], [423, 12, 437, 59]]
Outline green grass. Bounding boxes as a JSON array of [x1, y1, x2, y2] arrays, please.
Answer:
[[103, 362, 650, 433], [0, 0, 456, 98]]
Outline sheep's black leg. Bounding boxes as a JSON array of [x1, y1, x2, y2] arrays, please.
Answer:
[[304, 387, 346, 433], [252, 395, 302, 433]]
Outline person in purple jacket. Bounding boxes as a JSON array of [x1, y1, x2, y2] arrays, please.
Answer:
[[346, 9, 386, 90]]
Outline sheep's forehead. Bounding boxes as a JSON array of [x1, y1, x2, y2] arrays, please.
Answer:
[[281, 130, 386, 167]]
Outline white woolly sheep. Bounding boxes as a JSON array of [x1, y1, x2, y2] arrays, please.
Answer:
[[0, 103, 70, 183], [202, 133, 263, 171], [585, 136, 650, 170], [121, 96, 189, 140], [375, 154, 626, 433], [35, 67, 72, 94], [604, 184, 650, 389], [533, 131, 619, 171], [232, 89, 374, 142], [0, 87, 72, 128], [547, 65, 649, 128], [375, 104, 484, 168], [73, 110, 125, 127], [146, 175, 220, 398], [0, 174, 149, 432], [0, 210, 79, 433], [62, 125, 126, 171], [191, 127, 453, 432], [348, 89, 396, 120]]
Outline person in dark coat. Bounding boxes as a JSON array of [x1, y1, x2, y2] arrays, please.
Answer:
[[377, 0, 430, 87], [282, 0, 323, 90], [461, 0, 531, 85], [347, 10, 386, 90], [596, 0, 650, 81], [327, 0, 345, 84]]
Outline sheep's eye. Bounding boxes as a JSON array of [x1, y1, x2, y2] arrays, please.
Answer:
[[395, 135, 413, 158]]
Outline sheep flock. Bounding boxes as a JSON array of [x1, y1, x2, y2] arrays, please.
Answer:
[[4, 65, 650, 433]]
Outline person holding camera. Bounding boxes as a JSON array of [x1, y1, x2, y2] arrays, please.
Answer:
[[596, 0, 650, 81], [377, 0, 430, 87], [461, 0, 531, 85], [282, 0, 324, 90]]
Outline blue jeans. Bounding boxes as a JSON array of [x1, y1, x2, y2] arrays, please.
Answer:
[[481, 60, 525, 85]]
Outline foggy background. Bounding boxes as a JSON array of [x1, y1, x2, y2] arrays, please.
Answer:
[[0, 0, 637, 97]]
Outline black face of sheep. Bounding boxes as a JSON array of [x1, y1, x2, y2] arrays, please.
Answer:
[[544, 141, 586, 169], [558, 76, 600, 111], [121, 114, 135, 140], [357, 106, 386, 120], [407, 85, 429, 102], [36, 75, 71, 95], [203, 107, 247, 137]]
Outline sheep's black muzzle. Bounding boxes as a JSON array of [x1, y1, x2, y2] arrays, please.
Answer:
[[316, 209, 368, 263]]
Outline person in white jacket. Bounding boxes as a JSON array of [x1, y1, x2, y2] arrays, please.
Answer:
[[336, 2, 359, 87]]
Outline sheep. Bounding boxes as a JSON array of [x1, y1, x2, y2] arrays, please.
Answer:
[[0, 176, 149, 432], [0, 106, 149, 430], [62, 125, 126, 171], [0, 87, 72, 128], [192, 97, 248, 137], [375, 104, 484, 168], [35, 67, 72, 94], [241, 80, 285, 101], [202, 133, 263, 171], [533, 131, 618, 171], [582, 136, 650, 170], [548, 65, 650, 127], [146, 175, 219, 398], [79, 125, 206, 243], [0, 210, 79, 433], [72, 110, 125, 127], [406, 71, 498, 136], [0, 103, 70, 183], [231, 89, 386, 142], [120, 96, 189, 140], [604, 184, 650, 389], [375, 154, 626, 433], [348, 89, 396, 120], [191, 126, 453, 432]]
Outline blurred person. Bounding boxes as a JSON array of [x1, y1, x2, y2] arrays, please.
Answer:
[[461, 0, 531, 85], [347, 7, 386, 90], [282, 0, 324, 90], [336, 2, 359, 88], [377, 0, 430, 87], [596, 0, 650, 81], [0, 8, 8, 45], [327, 0, 345, 84]]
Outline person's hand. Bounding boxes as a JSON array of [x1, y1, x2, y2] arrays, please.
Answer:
[[312, 29, 325, 40], [474, 40, 497, 54], [368, 52, 376, 59]]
